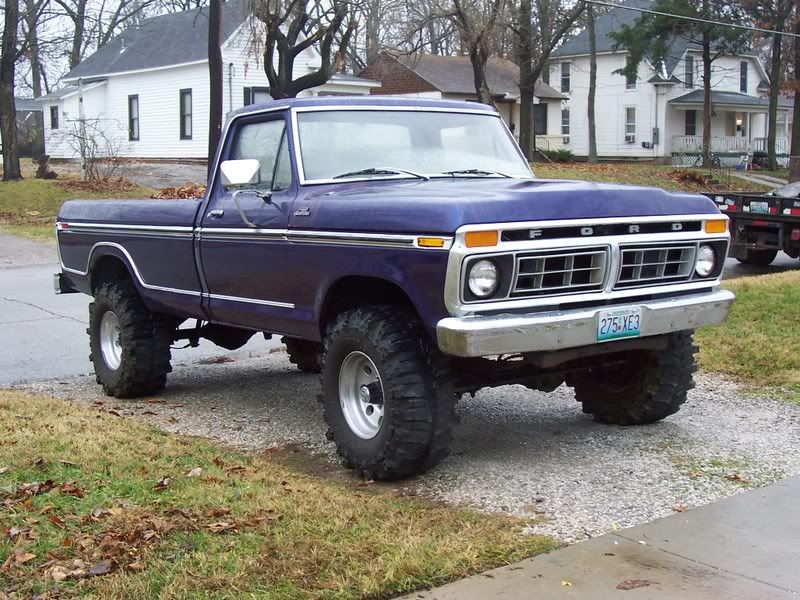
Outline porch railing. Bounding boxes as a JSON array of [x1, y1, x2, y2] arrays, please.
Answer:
[[753, 137, 789, 155], [671, 136, 749, 154]]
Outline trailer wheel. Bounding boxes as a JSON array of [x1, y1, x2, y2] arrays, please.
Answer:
[[570, 331, 697, 425], [89, 281, 173, 398], [736, 249, 778, 266], [321, 307, 456, 480]]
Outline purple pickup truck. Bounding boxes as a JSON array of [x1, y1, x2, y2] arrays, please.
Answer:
[[55, 97, 735, 479]]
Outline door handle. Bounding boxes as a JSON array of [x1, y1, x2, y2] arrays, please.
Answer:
[[207, 209, 224, 219]]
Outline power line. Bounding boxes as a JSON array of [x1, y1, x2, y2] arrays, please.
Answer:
[[584, 0, 800, 39]]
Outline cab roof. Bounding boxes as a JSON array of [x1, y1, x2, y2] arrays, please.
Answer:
[[228, 95, 499, 120]]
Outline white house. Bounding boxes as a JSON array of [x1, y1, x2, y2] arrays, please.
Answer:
[[40, 1, 379, 160], [358, 52, 566, 141], [546, 0, 791, 164]]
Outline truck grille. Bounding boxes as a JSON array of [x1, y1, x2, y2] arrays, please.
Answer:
[[512, 248, 608, 297], [615, 244, 696, 289]]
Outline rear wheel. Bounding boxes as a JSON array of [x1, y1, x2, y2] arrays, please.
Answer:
[[320, 307, 456, 480], [736, 249, 778, 266], [89, 281, 173, 398], [281, 337, 322, 374], [570, 331, 697, 425]]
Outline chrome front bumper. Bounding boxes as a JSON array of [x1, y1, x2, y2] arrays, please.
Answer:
[[436, 289, 735, 357]]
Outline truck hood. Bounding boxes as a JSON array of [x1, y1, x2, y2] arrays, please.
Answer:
[[309, 178, 721, 234]]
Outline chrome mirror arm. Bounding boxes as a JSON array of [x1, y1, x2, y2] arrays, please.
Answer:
[[231, 189, 267, 229]]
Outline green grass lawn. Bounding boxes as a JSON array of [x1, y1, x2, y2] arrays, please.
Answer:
[[0, 390, 556, 597], [0, 175, 155, 241], [696, 270, 800, 403], [533, 162, 772, 193]]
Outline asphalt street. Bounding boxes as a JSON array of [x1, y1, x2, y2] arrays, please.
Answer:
[[0, 262, 276, 386]]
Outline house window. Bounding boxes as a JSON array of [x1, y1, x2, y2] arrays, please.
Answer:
[[684, 55, 694, 88], [561, 108, 570, 144], [740, 61, 748, 93], [243, 87, 271, 106], [625, 58, 636, 89], [533, 104, 548, 135], [560, 63, 570, 93], [624, 107, 636, 143], [128, 95, 139, 141], [179, 89, 192, 140], [685, 110, 697, 136], [50, 106, 59, 129]]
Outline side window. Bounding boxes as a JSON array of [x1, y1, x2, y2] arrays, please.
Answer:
[[230, 118, 291, 191]]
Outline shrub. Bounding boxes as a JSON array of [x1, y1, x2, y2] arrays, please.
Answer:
[[541, 149, 575, 163]]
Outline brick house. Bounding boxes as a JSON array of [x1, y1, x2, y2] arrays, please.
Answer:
[[359, 52, 565, 141]]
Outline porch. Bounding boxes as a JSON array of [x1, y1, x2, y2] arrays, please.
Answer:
[[668, 90, 791, 167]]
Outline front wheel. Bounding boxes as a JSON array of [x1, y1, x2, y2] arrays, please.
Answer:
[[570, 331, 697, 425], [89, 281, 173, 398], [320, 307, 456, 480]]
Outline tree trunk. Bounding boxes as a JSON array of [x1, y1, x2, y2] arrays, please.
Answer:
[[701, 30, 712, 168], [587, 3, 597, 163], [767, 25, 783, 171], [517, 0, 534, 160], [207, 0, 223, 178], [365, 0, 381, 64], [24, 0, 43, 98], [1, 0, 22, 181], [469, 45, 495, 107], [69, 0, 87, 68], [790, 0, 800, 182]]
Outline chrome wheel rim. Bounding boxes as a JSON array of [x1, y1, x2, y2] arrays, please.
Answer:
[[338, 351, 385, 440], [99, 311, 122, 370]]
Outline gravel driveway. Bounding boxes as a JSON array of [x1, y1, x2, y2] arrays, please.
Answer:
[[20, 349, 800, 543]]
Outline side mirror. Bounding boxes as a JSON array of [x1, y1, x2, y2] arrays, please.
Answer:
[[220, 159, 261, 188]]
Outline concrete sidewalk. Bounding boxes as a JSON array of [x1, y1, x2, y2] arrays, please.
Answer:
[[409, 476, 800, 599]]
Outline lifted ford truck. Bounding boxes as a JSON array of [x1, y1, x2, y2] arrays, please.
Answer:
[[55, 97, 735, 480]]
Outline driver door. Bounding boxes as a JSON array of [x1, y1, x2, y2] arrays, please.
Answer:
[[199, 114, 297, 331]]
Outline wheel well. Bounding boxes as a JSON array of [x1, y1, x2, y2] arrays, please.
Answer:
[[320, 276, 417, 334], [90, 255, 133, 293]]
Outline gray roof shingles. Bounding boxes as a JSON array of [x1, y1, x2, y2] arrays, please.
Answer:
[[63, 1, 248, 80], [669, 90, 792, 109], [391, 53, 565, 100], [551, 0, 694, 75]]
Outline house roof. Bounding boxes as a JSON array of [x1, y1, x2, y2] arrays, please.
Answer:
[[63, 1, 249, 81], [669, 90, 791, 110], [14, 98, 43, 111], [386, 53, 565, 100], [38, 80, 107, 101], [551, 0, 751, 77]]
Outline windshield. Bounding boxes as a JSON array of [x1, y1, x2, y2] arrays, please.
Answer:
[[295, 109, 533, 182]]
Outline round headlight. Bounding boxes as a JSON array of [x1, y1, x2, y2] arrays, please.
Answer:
[[468, 259, 499, 298], [695, 244, 716, 278]]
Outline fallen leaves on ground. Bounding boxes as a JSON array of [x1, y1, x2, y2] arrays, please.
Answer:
[[150, 182, 205, 199], [617, 579, 658, 590], [56, 177, 139, 194]]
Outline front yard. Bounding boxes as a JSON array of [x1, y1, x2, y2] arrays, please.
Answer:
[[0, 390, 555, 597], [533, 162, 772, 193]]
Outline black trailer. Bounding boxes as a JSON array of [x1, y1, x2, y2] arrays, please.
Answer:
[[705, 183, 800, 266]]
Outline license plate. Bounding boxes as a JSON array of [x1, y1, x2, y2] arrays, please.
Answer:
[[597, 308, 642, 341], [749, 201, 769, 214]]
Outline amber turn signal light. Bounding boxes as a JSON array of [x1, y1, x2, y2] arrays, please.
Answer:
[[704, 219, 728, 234], [417, 237, 446, 248], [464, 230, 499, 248]]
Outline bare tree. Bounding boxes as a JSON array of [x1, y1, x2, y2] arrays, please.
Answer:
[[249, 0, 357, 99], [52, 117, 128, 181], [208, 0, 223, 174], [514, 0, 585, 160], [449, 0, 506, 106], [1, 0, 23, 180], [586, 1, 597, 162]]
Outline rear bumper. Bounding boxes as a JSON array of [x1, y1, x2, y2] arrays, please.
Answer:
[[436, 289, 735, 357]]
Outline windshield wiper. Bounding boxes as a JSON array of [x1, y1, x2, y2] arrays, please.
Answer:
[[332, 167, 429, 180], [441, 168, 511, 178]]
